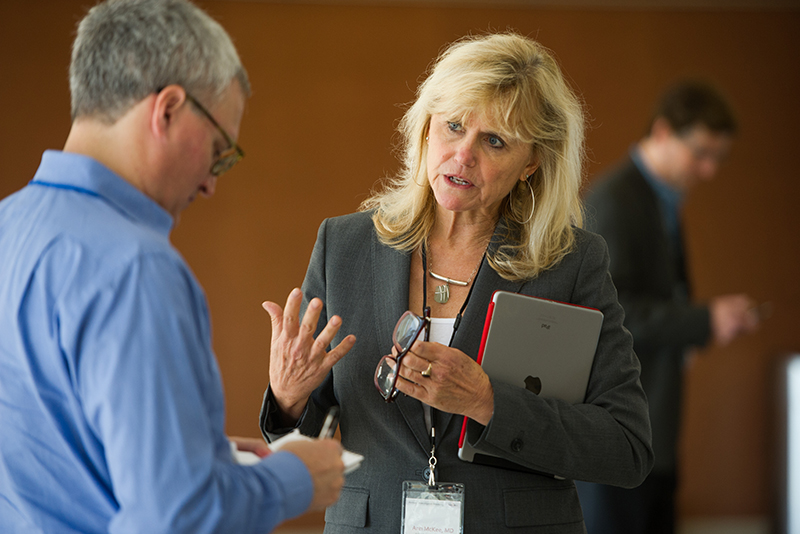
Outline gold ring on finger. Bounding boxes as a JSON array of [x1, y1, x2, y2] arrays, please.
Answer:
[[421, 362, 433, 378]]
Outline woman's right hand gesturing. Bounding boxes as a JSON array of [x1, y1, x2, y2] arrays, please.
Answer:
[[262, 288, 356, 423]]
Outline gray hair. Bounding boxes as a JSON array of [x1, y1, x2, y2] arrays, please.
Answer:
[[70, 0, 251, 122]]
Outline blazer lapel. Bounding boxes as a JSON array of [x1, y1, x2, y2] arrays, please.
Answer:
[[370, 233, 433, 453], [438, 252, 524, 438], [370, 231, 409, 347], [451, 256, 524, 361]]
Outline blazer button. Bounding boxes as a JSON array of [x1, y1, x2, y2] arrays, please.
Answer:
[[510, 438, 523, 452]]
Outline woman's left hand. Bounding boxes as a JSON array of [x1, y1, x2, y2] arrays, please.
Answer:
[[395, 341, 494, 425]]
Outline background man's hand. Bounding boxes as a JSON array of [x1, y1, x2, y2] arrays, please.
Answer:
[[710, 293, 760, 346]]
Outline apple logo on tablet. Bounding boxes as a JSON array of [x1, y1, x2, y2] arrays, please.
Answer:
[[524, 376, 542, 395]]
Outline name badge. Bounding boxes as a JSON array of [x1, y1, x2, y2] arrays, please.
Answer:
[[401, 481, 465, 534]]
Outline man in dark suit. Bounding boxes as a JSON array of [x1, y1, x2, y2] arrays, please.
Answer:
[[576, 81, 760, 534]]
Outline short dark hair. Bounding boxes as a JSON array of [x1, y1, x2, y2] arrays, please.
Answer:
[[651, 80, 737, 136]]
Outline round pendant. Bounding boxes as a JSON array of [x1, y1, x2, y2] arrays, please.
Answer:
[[434, 284, 450, 304]]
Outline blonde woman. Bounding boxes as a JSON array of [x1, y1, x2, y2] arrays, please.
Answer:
[[261, 32, 653, 533]]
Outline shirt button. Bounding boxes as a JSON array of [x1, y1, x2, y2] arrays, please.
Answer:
[[510, 438, 523, 452]]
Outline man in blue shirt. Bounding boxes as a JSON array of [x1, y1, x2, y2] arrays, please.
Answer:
[[0, 1, 353, 532], [577, 82, 760, 533]]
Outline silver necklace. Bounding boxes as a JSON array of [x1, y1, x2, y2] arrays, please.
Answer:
[[428, 245, 486, 304]]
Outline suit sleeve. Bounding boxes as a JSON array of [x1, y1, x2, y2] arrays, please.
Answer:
[[467, 234, 654, 488]]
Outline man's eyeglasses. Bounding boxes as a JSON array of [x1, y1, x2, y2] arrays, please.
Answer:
[[374, 310, 430, 402], [184, 92, 245, 177]]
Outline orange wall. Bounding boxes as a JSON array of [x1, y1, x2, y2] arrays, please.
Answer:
[[2, 1, 799, 529]]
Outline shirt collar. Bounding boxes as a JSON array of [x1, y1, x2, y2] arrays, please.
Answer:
[[630, 144, 684, 214], [31, 150, 174, 236]]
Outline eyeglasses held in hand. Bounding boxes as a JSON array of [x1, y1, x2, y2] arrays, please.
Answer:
[[374, 309, 430, 402]]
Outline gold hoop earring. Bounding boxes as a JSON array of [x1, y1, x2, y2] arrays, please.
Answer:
[[414, 136, 430, 187], [520, 177, 535, 225]]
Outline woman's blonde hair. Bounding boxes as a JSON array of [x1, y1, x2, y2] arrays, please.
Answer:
[[361, 32, 586, 281]]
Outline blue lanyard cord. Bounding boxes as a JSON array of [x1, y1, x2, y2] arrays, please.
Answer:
[[29, 180, 100, 198]]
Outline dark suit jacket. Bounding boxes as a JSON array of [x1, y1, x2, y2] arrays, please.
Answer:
[[584, 155, 711, 474], [261, 211, 653, 533]]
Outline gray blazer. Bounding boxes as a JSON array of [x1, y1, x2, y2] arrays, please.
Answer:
[[261, 211, 653, 533]]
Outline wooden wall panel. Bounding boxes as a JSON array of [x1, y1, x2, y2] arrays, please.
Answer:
[[2, 1, 798, 529]]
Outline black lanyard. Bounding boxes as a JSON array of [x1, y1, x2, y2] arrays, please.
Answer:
[[419, 244, 486, 458]]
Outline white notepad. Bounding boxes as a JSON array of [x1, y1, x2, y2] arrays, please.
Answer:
[[232, 430, 363, 474]]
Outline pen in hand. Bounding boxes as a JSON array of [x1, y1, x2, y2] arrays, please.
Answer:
[[319, 406, 340, 439]]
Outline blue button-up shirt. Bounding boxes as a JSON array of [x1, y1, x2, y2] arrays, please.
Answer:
[[0, 151, 312, 533]]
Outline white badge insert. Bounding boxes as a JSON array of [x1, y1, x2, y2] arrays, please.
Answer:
[[401, 481, 464, 534]]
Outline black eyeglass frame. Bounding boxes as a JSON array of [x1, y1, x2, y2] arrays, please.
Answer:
[[374, 309, 431, 402], [183, 92, 245, 177]]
